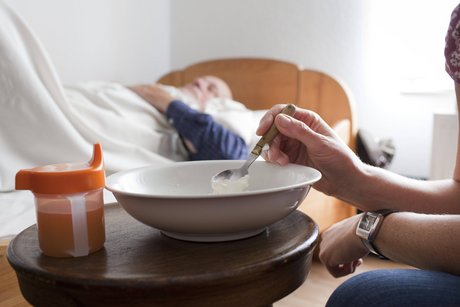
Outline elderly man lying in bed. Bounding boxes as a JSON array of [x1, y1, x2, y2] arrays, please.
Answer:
[[0, 0, 262, 192], [58, 75, 262, 167], [128, 75, 250, 161]]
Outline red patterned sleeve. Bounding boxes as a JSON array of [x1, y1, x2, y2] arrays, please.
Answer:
[[445, 3, 460, 83]]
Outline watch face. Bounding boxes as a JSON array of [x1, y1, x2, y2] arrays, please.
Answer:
[[358, 213, 378, 232]]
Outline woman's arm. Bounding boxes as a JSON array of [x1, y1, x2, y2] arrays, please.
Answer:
[[345, 83, 460, 214], [257, 104, 460, 214], [346, 164, 460, 214], [319, 212, 460, 277], [376, 212, 460, 275]]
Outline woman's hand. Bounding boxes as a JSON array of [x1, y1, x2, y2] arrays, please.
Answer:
[[256, 104, 363, 198], [318, 214, 367, 277], [128, 84, 173, 113]]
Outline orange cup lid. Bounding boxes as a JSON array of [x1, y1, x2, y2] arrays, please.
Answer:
[[15, 144, 106, 194]]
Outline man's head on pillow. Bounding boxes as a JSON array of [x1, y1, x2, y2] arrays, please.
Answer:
[[180, 76, 233, 105], [128, 75, 233, 113]]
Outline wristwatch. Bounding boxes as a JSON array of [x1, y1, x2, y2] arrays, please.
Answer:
[[356, 209, 397, 259]]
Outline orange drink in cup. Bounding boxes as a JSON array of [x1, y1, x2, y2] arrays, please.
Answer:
[[15, 144, 106, 257]]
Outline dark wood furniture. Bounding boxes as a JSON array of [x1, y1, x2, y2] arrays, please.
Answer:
[[7, 203, 318, 307]]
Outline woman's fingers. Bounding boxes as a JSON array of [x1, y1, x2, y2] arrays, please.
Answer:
[[326, 258, 363, 278]]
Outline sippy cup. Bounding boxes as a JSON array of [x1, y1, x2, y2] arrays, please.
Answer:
[[15, 144, 106, 258]]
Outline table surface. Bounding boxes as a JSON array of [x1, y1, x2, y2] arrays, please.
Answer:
[[8, 203, 319, 307]]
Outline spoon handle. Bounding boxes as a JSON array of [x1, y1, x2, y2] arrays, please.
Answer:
[[251, 104, 296, 156]]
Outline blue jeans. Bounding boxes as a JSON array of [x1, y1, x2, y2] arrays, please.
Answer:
[[326, 269, 460, 307]]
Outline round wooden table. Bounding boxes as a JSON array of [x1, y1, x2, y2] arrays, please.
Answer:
[[7, 203, 319, 307]]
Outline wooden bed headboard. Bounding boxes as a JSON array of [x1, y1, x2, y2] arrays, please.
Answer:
[[157, 57, 358, 151], [158, 57, 358, 232]]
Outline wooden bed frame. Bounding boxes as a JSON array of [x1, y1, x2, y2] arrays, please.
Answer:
[[158, 57, 358, 232]]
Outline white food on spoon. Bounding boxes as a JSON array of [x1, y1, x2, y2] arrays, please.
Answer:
[[211, 174, 250, 194]]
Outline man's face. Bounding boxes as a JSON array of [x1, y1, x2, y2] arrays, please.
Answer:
[[182, 76, 232, 104]]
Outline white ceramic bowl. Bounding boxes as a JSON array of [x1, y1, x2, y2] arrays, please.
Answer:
[[106, 160, 321, 242]]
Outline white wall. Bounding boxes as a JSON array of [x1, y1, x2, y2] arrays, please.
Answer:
[[170, 0, 459, 178], [7, 0, 170, 85]]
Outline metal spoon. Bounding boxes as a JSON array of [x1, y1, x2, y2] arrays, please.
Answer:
[[212, 104, 296, 182]]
